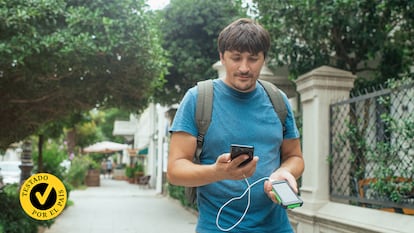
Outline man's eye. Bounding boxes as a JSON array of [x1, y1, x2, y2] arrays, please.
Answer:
[[231, 57, 241, 61], [249, 57, 258, 62]]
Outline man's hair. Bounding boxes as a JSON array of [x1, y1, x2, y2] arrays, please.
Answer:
[[217, 18, 270, 58]]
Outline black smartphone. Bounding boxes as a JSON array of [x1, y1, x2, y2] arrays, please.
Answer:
[[271, 180, 303, 209], [230, 144, 254, 167]]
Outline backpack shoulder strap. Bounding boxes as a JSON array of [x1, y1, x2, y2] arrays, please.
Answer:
[[195, 79, 214, 162], [186, 79, 213, 205], [258, 79, 288, 132]]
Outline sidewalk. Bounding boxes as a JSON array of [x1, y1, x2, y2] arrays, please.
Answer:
[[44, 178, 197, 233]]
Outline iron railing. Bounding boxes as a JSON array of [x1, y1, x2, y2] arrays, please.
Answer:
[[329, 80, 413, 214]]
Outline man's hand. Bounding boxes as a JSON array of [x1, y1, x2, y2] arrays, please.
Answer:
[[214, 153, 259, 180], [264, 168, 298, 203]]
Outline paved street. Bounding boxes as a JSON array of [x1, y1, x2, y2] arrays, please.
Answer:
[[44, 178, 197, 233]]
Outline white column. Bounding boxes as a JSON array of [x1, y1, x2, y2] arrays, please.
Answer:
[[156, 104, 168, 194], [295, 66, 356, 210], [147, 103, 157, 187]]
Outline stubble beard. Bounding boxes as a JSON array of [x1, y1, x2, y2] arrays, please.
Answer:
[[232, 73, 256, 92]]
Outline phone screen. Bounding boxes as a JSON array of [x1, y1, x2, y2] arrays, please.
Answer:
[[273, 182, 298, 202], [271, 180, 303, 208]]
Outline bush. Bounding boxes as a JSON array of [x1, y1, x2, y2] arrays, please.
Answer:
[[32, 140, 67, 179], [65, 155, 99, 188], [125, 162, 144, 178], [0, 184, 53, 233], [167, 183, 197, 210], [65, 156, 89, 187], [32, 139, 73, 200]]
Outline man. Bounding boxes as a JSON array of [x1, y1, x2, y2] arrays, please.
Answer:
[[168, 18, 304, 232], [106, 159, 113, 178]]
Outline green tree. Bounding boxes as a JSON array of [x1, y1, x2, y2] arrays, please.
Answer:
[[73, 108, 130, 148], [98, 108, 130, 143], [0, 0, 166, 149], [253, 0, 413, 82], [74, 118, 102, 149], [153, 0, 246, 105]]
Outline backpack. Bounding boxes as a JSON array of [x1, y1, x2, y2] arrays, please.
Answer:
[[185, 79, 288, 205]]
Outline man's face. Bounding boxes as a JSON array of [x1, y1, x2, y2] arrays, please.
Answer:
[[220, 50, 265, 93]]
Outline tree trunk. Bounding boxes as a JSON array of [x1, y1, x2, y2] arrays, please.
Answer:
[[38, 134, 44, 172]]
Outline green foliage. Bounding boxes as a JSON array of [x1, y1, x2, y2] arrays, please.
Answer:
[[98, 108, 130, 143], [125, 162, 144, 178], [168, 183, 197, 210], [65, 155, 98, 187], [0, 184, 53, 233], [30, 138, 74, 199], [125, 166, 135, 178], [332, 77, 413, 206], [168, 183, 185, 204], [254, 0, 413, 82], [88, 153, 107, 168], [32, 139, 67, 177], [153, 0, 246, 105], [0, 0, 167, 149], [20, 108, 131, 190], [74, 120, 102, 149], [365, 88, 414, 203], [135, 162, 144, 173], [68, 108, 129, 149]]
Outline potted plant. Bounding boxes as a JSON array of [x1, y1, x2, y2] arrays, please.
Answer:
[[135, 162, 144, 178], [84, 156, 101, 187], [125, 166, 135, 183], [125, 162, 145, 184]]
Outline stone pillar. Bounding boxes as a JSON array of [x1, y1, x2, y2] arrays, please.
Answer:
[[295, 66, 356, 210], [19, 140, 34, 185]]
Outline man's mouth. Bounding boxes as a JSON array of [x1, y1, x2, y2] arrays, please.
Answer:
[[236, 73, 251, 79]]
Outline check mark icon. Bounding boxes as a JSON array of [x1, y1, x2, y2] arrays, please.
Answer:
[[36, 184, 53, 205]]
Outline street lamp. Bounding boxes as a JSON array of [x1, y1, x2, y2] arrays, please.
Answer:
[[19, 140, 33, 185]]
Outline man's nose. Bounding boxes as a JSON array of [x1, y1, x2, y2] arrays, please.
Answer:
[[239, 60, 249, 73]]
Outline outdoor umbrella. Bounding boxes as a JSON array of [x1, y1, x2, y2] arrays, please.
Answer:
[[83, 141, 129, 153]]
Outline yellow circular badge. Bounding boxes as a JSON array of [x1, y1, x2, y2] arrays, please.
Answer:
[[19, 173, 67, 220]]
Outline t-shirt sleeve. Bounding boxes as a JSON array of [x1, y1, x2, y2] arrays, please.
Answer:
[[169, 87, 198, 137]]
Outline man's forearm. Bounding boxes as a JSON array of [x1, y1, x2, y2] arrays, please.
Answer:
[[279, 156, 304, 180], [167, 159, 218, 187]]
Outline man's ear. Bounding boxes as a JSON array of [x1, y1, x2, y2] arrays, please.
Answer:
[[219, 52, 225, 64]]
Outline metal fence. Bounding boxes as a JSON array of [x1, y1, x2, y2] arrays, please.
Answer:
[[329, 80, 413, 214]]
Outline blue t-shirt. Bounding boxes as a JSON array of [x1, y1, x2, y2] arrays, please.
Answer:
[[170, 79, 299, 233]]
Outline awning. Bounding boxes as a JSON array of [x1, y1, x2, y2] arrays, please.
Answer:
[[84, 141, 129, 154], [138, 147, 148, 155]]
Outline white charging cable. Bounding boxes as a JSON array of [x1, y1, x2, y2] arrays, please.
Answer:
[[216, 177, 270, 231]]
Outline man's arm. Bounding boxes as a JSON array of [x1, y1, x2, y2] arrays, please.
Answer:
[[264, 138, 304, 202], [279, 138, 304, 181], [167, 131, 216, 187], [167, 131, 259, 187]]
